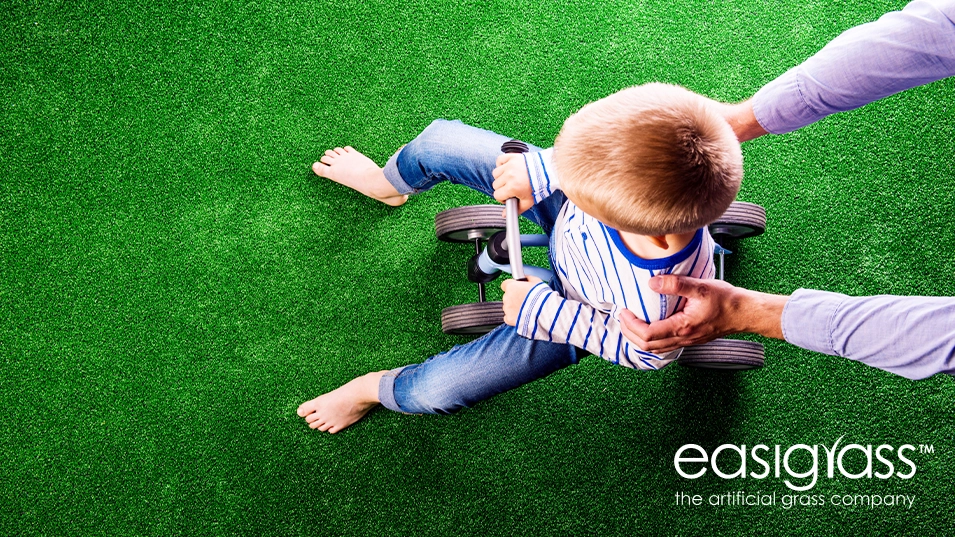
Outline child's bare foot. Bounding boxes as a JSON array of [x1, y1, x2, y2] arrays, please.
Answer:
[[296, 371, 386, 434], [312, 147, 408, 206]]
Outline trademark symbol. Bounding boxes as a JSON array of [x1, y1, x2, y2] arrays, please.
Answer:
[[919, 444, 934, 454]]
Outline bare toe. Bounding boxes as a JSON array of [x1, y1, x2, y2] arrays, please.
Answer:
[[344, 146, 355, 152], [333, 147, 346, 155], [320, 155, 335, 165], [312, 162, 331, 178], [324, 149, 338, 158], [297, 401, 315, 417]]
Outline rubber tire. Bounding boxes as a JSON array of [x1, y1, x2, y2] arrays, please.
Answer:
[[708, 201, 766, 239], [677, 339, 765, 370], [441, 301, 505, 335], [436, 205, 507, 243]]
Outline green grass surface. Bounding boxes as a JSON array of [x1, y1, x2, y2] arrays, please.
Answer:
[[2, 0, 954, 535]]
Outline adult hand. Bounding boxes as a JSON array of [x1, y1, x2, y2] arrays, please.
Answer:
[[501, 276, 543, 326], [492, 153, 534, 214], [619, 275, 787, 353], [706, 98, 769, 143]]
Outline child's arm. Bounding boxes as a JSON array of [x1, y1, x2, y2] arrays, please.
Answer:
[[493, 148, 560, 213], [523, 148, 560, 202], [503, 278, 679, 369]]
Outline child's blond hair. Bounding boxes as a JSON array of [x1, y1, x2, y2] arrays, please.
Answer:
[[554, 83, 743, 236]]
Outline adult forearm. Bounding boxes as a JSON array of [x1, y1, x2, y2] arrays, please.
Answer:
[[751, 0, 955, 134], [733, 287, 788, 340], [781, 289, 955, 379], [721, 100, 769, 142]]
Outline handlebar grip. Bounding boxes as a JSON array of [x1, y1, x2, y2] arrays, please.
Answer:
[[501, 140, 529, 281], [501, 140, 529, 154]]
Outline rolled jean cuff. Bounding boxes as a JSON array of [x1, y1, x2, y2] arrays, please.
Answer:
[[378, 366, 410, 413], [382, 149, 416, 195]]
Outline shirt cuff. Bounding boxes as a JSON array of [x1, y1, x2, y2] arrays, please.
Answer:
[[516, 282, 555, 339], [780, 288, 848, 356], [524, 148, 560, 203], [751, 66, 822, 135]]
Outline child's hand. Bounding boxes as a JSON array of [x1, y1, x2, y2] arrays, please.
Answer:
[[492, 153, 535, 214], [501, 276, 544, 326]]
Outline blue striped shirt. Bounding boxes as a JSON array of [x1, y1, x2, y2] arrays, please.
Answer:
[[517, 149, 716, 370]]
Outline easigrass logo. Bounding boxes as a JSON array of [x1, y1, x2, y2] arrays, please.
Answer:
[[674, 436, 919, 491]]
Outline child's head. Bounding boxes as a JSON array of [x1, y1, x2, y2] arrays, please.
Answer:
[[554, 83, 743, 236]]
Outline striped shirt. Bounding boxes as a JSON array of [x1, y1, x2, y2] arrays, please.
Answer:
[[517, 148, 716, 370]]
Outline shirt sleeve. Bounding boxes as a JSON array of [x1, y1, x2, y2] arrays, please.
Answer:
[[523, 148, 561, 203], [781, 288, 955, 380], [752, 0, 955, 134], [516, 283, 681, 370]]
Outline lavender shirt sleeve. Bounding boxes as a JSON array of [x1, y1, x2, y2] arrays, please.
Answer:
[[781, 289, 955, 379], [752, 0, 955, 134]]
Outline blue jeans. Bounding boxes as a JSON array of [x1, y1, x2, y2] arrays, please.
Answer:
[[377, 119, 582, 415]]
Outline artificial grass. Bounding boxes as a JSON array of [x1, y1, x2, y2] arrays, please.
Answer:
[[2, 0, 954, 535]]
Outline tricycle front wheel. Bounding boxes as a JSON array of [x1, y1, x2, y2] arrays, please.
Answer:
[[677, 339, 765, 370], [441, 301, 505, 335], [435, 205, 507, 243]]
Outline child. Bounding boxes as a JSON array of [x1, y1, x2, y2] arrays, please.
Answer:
[[298, 83, 742, 433]]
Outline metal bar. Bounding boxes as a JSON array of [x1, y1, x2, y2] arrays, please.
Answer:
[[505, 198, 526, 281], [475, 238, 487, 302], [477, 248, 553, 283], [518, 234, 549, 247]]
